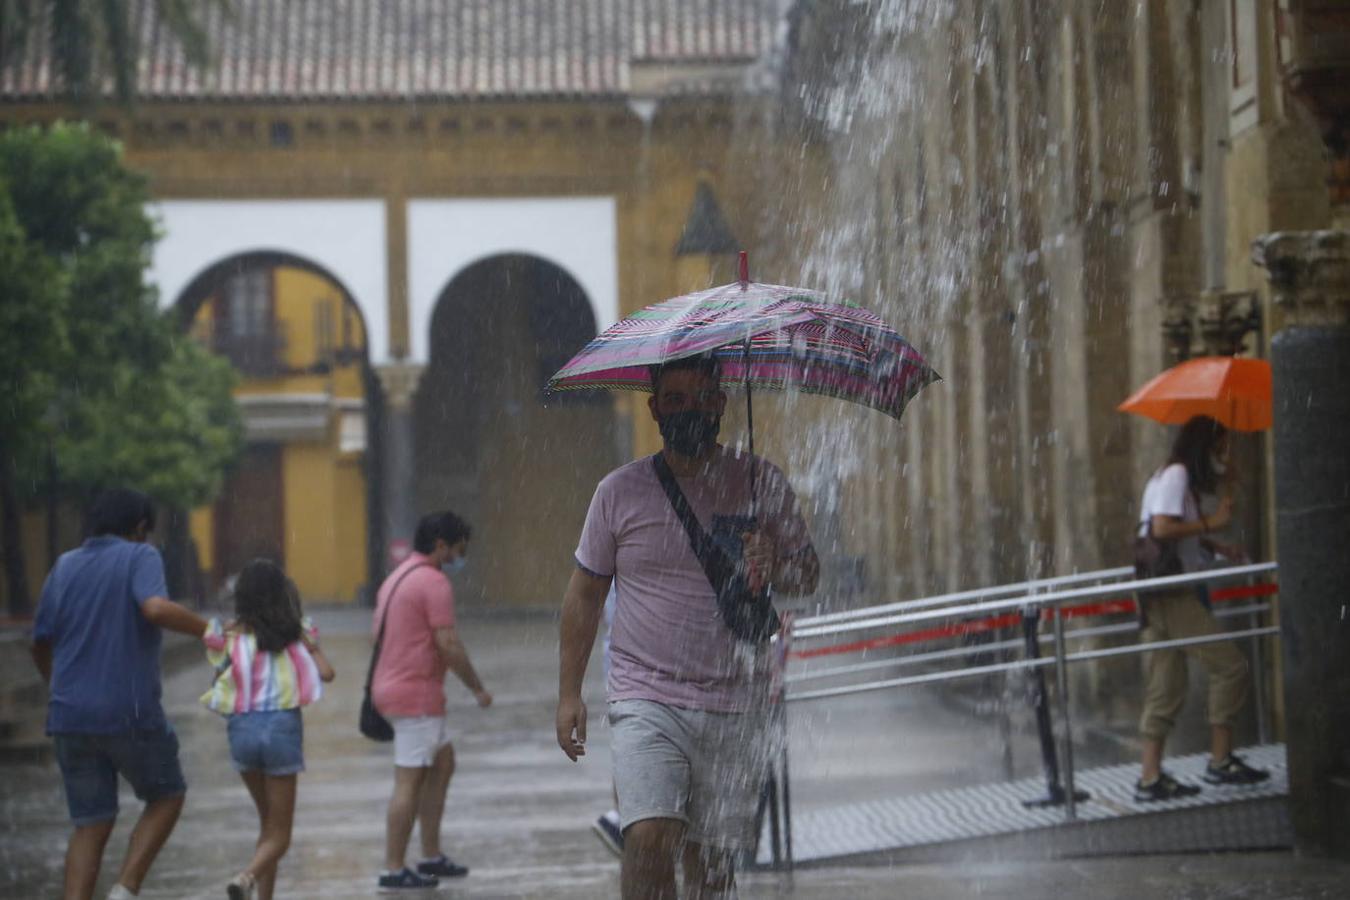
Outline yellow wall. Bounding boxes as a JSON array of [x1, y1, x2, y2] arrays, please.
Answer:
[[282, 441, 335, 599], [280, 440, 368, 605], [190, 506, 214, 574], [186, 264, 369, 605], [334, 456, 368, 603]]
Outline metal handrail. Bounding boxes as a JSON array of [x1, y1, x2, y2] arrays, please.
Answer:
[[786, 625, 1280, 703], [766, 564, 1279, 874], [785, 601, 1272, 685], [792, 562, 1277, 640], [764, 563, 1282, 871], [795, 565, 1136, 629]]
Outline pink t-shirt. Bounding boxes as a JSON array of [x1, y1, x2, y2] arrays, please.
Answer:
[[575, 448, 812, 712], [370, 553, 456, 717]]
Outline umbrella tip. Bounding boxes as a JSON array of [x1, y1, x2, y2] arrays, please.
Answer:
[[738, 250, 749, 288]]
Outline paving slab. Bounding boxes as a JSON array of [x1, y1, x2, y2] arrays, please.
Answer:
[[0, 611, 1345, 898]]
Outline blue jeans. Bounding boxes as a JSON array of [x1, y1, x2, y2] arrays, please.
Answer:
[[53, 726, 187, 826], [227, 709, 305, 776]]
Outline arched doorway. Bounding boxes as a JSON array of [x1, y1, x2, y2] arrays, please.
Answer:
[[173, 252, 382, 604], [415, 254, 621, 607]]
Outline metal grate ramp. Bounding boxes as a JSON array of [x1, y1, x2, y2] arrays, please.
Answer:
[[757, 743, 1291, 867]]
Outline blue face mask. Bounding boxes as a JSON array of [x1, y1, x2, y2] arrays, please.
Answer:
[[442, 556, 467, 576]]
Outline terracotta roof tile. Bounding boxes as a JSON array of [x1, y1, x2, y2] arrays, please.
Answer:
[[0, 0, 782, 101]]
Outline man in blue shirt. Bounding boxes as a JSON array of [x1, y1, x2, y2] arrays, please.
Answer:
[[31, 489, 208, 900]]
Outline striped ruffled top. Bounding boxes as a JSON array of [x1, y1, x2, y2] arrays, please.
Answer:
[[200, 617, 324, 715]]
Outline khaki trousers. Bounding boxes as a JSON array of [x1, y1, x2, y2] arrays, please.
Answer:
[[1138, 588, 1249, 741]]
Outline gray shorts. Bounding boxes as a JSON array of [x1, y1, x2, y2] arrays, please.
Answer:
[[608, 698, 774, 850]]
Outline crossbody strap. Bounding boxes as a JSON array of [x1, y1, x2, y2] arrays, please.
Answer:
[[364, 562, 433, 694], [651, 453, 736, 596]]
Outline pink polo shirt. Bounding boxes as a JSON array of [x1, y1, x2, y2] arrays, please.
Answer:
[[575, 448, 812, 712], [370, 553, 456, 718]]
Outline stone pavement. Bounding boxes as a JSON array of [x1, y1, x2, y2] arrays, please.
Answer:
[[1, 610, 1347, 898]]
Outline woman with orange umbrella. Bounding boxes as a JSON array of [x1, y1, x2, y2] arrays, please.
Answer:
[[1130, 410, 1271, 801]]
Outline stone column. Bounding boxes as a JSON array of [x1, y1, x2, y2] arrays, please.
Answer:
[[1251, 229, 1350, 860], [386, 194, 410, 360], [374, 363, 425, 572]]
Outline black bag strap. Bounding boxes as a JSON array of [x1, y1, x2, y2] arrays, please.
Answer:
[[651, 453, 740, 599], [652, 453, 779, 643], [364, 562, 433, 694]]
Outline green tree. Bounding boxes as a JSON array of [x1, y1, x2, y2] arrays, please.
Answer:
[[0, 0, 225, 105], [54, 336, 242, 509], [0, 173, 66, 613], [0, 122, 242, 614]]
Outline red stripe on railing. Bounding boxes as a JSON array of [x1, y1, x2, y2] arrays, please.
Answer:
[[1210, 583, 1279, 602], [790, 581, 1278, 660], [791, 612, 1024, 660]]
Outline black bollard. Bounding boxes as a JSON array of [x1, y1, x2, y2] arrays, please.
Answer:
[[1020, 607, 1088, 808], [1254, 231, 1350, 860]]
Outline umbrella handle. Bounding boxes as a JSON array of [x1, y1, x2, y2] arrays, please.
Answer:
[[744, 337, 757, 519]]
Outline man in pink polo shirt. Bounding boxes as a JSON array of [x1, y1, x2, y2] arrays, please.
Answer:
[[372, 510, 492, 891], [556, 354, 819, 899]]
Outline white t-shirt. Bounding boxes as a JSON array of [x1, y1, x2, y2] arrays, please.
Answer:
[[1138, 463, 1211, 573]]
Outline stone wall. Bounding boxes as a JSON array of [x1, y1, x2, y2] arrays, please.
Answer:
[[749, 0, 1337, 598], [730, 0, 1343, 738]]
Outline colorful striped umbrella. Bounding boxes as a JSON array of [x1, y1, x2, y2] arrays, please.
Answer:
[[546, 254, 939, 423]]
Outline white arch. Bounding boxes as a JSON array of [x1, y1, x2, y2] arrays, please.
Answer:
[[408, 197, 617, 364], [147, 200, 390, 365]]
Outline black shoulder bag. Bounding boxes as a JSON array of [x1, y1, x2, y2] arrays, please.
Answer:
[[360, 562, 431, 742], [1133, 483, 1208, 627], [1133, 480, 1203, 583], [1133, 518, 1184, 582], [652, 453, 780, 643]]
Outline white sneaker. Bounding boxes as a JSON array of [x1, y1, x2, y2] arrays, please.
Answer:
[[226, 872, 256, 900]]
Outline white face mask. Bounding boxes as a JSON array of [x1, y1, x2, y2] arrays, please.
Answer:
[[442, 555, 467, 576], [1210, 453, 1228, 476]]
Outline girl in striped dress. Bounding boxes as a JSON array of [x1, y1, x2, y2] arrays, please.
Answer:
[[202, 559, 335, 900]]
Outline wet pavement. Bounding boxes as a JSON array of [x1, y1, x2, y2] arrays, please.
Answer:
[[2, 610, 1347, 898]]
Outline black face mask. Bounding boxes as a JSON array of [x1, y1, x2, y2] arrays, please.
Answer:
[[658, 410, 721, 457]]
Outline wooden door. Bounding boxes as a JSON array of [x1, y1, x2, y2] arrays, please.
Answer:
[[214, 444, 285, 588]]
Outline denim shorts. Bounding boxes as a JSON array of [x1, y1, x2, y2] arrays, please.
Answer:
[[227, 709, 305, 776], [53, 725, 187, 826]]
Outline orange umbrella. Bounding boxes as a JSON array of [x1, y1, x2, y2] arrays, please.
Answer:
[[1118, 356, 1272, 432]]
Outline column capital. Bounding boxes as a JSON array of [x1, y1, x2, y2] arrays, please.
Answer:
[[1160, 293, 1197, 364], [374, 363, 425, 409], [1197, 290, 1260, 357], [1251, 230, 1350, 328]]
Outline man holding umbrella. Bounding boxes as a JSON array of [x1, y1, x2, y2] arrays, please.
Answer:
[[556, 352, 818, 899], [552, 255, 934, 897]]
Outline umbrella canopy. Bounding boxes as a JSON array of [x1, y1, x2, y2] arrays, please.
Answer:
[[545, 278, 939, 421], [1118, 356, 1272, 432]]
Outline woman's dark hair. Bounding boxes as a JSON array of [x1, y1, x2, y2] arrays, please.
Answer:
[[87, 488, 156, 538], [413, 510, 472, 555], [1168, 415, 1228, 496], [233, 558, 303, 653]]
